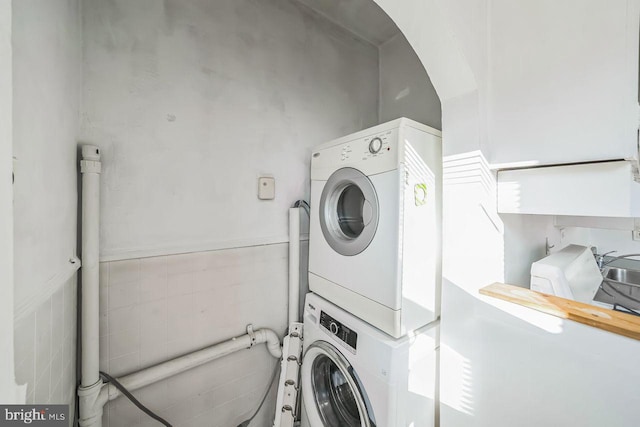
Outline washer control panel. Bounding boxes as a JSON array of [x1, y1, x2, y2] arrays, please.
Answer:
[[320, 311, 357, 352]]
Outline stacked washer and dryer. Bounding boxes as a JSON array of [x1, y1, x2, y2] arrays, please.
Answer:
[[301, 118, 442, 427]]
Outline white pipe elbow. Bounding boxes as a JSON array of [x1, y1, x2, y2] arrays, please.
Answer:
[[257, 328, 282, 358]]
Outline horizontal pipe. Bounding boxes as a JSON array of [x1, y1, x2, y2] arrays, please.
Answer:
[[98, 328, 281, 405]]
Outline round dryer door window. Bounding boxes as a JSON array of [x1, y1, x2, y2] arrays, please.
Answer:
[[301, 342, 374, 427], [319, 167, 379, 256]]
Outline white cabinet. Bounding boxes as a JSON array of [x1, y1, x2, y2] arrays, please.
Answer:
[[487, 0, 640, 168], [497, 160, 640, 217]]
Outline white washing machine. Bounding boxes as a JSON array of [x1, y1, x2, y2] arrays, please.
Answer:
[[300, 292, 438, 427], [308, 118, 442, 338]]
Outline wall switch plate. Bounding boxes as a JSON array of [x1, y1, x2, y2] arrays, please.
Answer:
[[258, 177, 275, 200]]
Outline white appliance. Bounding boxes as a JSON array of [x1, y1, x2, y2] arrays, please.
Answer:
[[308, 118, 442, 338], [530, 244, 603, 303], [300, 292, 438, 427]]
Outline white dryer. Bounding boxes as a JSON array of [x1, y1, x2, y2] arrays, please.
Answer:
[[308, 118, 442, 338], [300, 292, 438, 427]]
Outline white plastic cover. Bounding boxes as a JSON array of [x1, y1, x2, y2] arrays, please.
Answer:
[[530, 244, 603, 303]]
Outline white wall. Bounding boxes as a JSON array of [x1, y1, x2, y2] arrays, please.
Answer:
[[379, 33, 442, 130], [14, 276, 78, 407], [502, 214, 559, 286], [98, 245, 287, 427], [81, 0, 379, 260], [12, 0, 82, 412], [561, 225, 640, 256], [371, 1, 640, 426], [13, 0, 82, 309], [0, 0, 18, 404]]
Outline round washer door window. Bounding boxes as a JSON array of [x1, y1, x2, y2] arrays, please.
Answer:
[[319, 167, 379, 256], [301, 342, 373, 427]]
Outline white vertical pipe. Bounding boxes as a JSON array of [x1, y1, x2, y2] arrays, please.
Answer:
[[288, 207, 300, 324], [78, 145, 103, 427], [80, 145, 101, 387]]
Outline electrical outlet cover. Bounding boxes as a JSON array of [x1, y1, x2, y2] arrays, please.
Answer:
[[258, 177, 275, 200]]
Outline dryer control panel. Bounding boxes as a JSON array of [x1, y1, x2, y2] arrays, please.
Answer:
[[336, 129, 395, 163], [320, 311, 358, 353], [311, 127, 399, 180]]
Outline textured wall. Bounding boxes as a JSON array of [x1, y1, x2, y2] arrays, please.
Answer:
[[11, 0, 81, 414], [98, 244, 289, 427], [12, 0, 81, 313], [13, 276, 77, 410], [379, 33, 442, 130], [81, 0, 379, 260], [80, 0, 375, 426]]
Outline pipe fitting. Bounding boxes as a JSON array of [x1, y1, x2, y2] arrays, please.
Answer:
[[81, 145, 101, 162], [80, 145, 102, 174], [257, 328, 282, 358], [78, 379, 104, 427], [246, 324, 257, 347]]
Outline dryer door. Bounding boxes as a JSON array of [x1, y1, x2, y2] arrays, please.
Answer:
[[301, 341, 375, 427], [319, 167, 379, 256]]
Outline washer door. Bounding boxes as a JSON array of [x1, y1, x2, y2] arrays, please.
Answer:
[[319, 167, 379, 256], [301, 341, 374, 427]]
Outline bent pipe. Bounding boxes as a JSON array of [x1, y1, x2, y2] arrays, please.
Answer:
[[80, 327, 280, 426], [97, 328, 281, 406]]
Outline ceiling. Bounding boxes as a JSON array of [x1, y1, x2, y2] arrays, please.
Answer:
[[293, 0, 400, 46]]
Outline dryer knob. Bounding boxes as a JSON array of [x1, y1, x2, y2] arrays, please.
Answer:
[[369, 137, 383, 154], [329, 322, 339, 335]]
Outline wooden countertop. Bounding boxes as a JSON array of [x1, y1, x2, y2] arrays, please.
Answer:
[[480, 282, 640, 341]]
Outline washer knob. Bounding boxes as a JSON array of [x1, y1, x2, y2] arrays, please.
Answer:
[[369, 137, 383, 154], [329, 322, 339, 335]]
